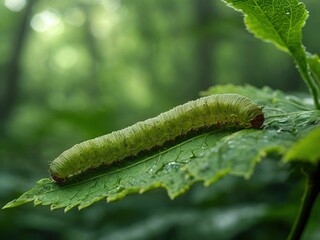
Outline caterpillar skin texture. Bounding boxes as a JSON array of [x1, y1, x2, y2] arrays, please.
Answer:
[[50, 94, 264, 183]]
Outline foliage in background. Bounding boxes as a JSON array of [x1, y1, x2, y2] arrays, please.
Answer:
[[1, 0, 320, 240]]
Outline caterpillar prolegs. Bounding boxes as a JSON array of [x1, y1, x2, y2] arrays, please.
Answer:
[[49, 94, 264, 184]]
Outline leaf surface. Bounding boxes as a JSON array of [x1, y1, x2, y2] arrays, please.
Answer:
[[3, 85, 320, 211], [284, 127, 320, 164], [222, 0, 307, 54], [221, 0, 320, 108]]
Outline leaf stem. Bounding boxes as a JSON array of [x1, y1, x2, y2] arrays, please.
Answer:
[[287, 164, 320, 240], [296, 61, 320, 110]]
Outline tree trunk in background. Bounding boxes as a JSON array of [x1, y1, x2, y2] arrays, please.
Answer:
[[81, 3, 101, 101], [0, 1, 34, 134], [134, 1, 173, 102], [193, 0, 216, 92]]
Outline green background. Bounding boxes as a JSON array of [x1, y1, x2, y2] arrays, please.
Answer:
[[1, 0, 320, 239]]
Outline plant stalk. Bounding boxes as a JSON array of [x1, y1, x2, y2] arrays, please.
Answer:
[[287, 164, 320, 240], [296, 60, 320, 110]]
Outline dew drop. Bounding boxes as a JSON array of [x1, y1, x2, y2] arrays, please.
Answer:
[[190, 152, 197, 158], [277, 128, 283, 133], [163, 162, 181, 173], [109, 186, 124, 194], [200, 164, 210, 172], [227, 140, 236, 149], [168, 162, 180, 167]]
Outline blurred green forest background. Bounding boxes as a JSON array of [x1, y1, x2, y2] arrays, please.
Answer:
[[1, 0, 320, 239]]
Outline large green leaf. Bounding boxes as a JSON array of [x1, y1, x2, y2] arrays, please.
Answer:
[[222, 0, 307, 54], [284, 127, 320, 164], [221, 0, 320, 108], [3, 85, 320, 211]]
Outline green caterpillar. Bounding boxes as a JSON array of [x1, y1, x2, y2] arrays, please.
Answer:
[[50, 94, 264, 184]]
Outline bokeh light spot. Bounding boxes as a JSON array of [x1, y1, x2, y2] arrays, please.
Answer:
[[4, 0, 26, 12]]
